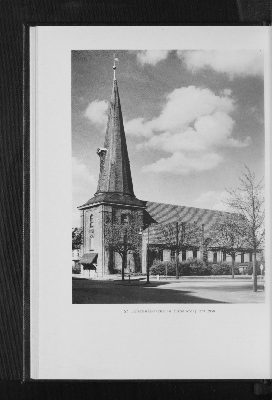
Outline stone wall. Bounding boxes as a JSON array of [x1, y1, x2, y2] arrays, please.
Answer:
[[82, 204, 143, 276]]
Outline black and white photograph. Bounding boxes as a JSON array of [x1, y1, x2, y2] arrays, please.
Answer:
[[30, 26, 271, 380], [72, 49, 265, 304]]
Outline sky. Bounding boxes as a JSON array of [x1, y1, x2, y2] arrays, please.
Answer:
[[72, 50, 264, 227]]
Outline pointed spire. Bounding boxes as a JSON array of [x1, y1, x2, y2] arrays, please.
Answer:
[[113, 53, 117, 80], [78, 58, 145, 210], [80, 60, 143, 209], [96, 75, 135, 196]]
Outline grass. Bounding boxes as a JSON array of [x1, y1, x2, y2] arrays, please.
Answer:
[[72, 277, 265, 304]]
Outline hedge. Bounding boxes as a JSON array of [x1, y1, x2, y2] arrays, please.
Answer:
[[149, 258, 241, 276]]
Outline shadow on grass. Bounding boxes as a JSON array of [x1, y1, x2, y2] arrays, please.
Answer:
[[72, 279, 228, 304]]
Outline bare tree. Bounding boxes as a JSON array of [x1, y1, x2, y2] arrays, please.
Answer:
[[159, 222, 201, 279], [207, 213, 249, 278], [224, 166, 265, 291], [104, 211, 142, 281]]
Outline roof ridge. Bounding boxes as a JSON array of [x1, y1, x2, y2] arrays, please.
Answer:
[[142, 199, 231, 214]]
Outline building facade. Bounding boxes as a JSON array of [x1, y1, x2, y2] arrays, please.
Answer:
[[78, 67, 145, 276]]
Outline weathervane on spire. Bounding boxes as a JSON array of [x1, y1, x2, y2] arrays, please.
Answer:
[[113, 54, 119, 80]]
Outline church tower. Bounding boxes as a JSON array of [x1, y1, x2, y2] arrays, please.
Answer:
[[78, 58, 145, 276]]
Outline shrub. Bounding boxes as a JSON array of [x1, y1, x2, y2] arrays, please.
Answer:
[[211, 262, 240, 275], [72, 262, 81, 274], [247, 260, 265, 275], [149, 258, 246, 276], [150, 258, 213, 276], [182, 258, 213, 276], [110, 268, 120, 274], [150, 260, 177, 276]]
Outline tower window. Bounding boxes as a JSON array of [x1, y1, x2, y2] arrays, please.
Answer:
[[90, 214, 93, 228], [121, 214, 129, 224]]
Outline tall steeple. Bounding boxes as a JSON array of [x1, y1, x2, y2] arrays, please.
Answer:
[[80, 56, 143, 208]]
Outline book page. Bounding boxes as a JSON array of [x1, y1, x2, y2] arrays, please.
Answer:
[[30, 26, 271, 379]]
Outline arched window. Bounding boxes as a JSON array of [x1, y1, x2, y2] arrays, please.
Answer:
[[90, 214, 93, 228], [121, 214, 129, 224], [90, 236, 94, 251]]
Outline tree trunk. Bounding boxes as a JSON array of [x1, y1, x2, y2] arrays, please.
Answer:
[[231, 253, 235, 279], [146, 244, 150, 283], [200, 224, 205, 264], [203, 247, 207, 267], [253, 252, 257, 292], [176, 222, 179, 279], [176, 249, 179, 279], [122, 253, 127, 281], [122, 230, 127, 281]]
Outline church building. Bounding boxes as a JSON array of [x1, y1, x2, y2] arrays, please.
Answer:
[[78, 61, 254, 277]]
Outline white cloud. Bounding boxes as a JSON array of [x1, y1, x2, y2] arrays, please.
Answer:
[[85, 100, 108, 127], [125, 85, 249, 175], [128, 86, 235, 139], [153, 86, 234, 133], [142, 152, 223, 175], [137, 50, 170, 66], [140, 111, 248, 153], [177, 50, 263, 78], [124, 117, 153, 138], [72, 157, 97, 226], [194, 190, 230, 211], [222, 88, 232, 96]]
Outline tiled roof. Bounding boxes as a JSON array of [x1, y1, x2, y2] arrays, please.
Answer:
[[141, 201, 230, 245], [78, 192, 144, 209], [145, 201, 226, 227]]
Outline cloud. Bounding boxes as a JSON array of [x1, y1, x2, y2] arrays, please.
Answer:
[[222, 89, 232, 96], [124, 85, 250, 174], [138, 110, 247, 153], [153, 86, 235, 133], [128, 86, 235, 139], [72, 157, 97, 226], [142, 152, 223, 175], [124, 117, 153, 138], [194, 190, 230, 211], [177, 50, 263, 78], [136, 50, 170, 66], [250, 106, 264, 124], [85, 100, 108, 127]]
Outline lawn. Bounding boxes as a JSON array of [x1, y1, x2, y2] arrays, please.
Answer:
[[72, 277, 265, 304]]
